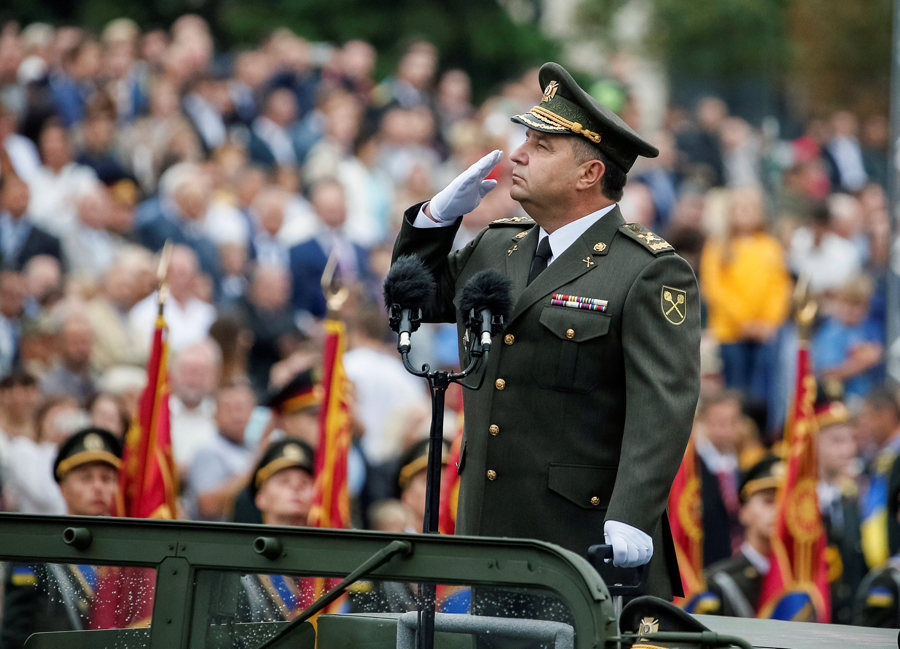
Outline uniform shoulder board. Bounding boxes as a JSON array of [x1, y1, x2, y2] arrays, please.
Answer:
[[489, 216, 536, 228], [618, 223, 673, 254]]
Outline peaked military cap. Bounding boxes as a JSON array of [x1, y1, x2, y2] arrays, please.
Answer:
[[813, 380, 849, 429], [397, 438, 450, 492], [739, 454, 782, 502], [511, 62, 658, 172], [620, 595, 709, 644], [266, 369, 321, 414], [251, 438, 315, 495], [54, 427, 122, 482]]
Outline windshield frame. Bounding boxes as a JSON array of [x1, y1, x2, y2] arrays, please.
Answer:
[[0, 513, 616, 649]]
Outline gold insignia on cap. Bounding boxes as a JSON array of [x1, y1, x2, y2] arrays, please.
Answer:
[[638, 617, 659, 637], [661, 286, 686, 325], [284, 444, 304, 462], [84, 433, 104, 451], [541, 81, 559, 102], [593, 242, 606, 252]]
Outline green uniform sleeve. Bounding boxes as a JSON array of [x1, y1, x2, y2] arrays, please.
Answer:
[[605, 253, 701, 536], [853, 568, 900, 628], [391, 203, 486, 324]]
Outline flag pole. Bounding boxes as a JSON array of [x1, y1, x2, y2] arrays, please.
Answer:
[[320, 248, 349, 319], [157, 240, 173, 318]]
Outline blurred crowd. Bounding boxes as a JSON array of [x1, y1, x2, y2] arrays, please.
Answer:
[[0, 12, 896, 627]]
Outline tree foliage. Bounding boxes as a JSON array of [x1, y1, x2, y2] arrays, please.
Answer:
[[2, 0, 557, 101], [579, 0, 891, 114]]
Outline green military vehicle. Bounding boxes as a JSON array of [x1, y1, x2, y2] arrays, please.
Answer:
[[0, 513, 896, 649]]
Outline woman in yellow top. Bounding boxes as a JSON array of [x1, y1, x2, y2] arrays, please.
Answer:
[[700, 187, 792, 396]]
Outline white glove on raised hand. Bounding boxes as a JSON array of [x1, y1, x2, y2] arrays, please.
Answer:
[[428, 149, 503, 223], [603, 520, 653, 568]]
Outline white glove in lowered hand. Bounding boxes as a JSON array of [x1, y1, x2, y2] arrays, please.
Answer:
[[428, 149, 503, 223], [603, 520, 653, 568]]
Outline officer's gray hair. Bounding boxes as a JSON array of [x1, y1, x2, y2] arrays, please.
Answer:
[[569, 138, 627, 202]]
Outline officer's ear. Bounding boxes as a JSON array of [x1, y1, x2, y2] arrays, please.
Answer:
[[575, 158, 605, 192]]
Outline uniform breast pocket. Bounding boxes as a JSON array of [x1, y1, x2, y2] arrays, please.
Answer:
[[533, 306, 611, 392]]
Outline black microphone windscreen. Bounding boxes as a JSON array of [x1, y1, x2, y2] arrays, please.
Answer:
[[459, 269, 513, 322], [383, 255, 437, 310]]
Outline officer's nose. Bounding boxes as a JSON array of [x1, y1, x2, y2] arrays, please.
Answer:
[[510, 144, 527, 166]]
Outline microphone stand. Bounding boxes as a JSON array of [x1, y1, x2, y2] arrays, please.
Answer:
[[392, 309, 491, 649]]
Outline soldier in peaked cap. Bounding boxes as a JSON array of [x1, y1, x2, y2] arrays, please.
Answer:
[[701, 455, 782, 618], [1, 428, 122, 649], [250, 438, 316, 527], [391, 62, 700, 599], [238, 439, 318, 622]]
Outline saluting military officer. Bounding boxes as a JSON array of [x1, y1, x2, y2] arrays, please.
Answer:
[[239, 438, 318, 622], [1, 428, 121, 649], [391, 62, 700, 598]]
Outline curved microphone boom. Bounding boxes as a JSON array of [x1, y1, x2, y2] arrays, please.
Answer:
[[458, 270, 513, 355], [384, 255, 437, 353]]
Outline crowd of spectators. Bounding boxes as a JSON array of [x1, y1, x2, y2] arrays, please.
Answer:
[[0, 13, 896, 625]]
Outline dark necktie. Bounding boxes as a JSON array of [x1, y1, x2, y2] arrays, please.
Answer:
[[527, 236, 553, 286]]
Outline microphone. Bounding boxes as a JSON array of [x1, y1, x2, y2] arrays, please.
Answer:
[[383, 255, 437, 353], [458, 270, 513, 354]]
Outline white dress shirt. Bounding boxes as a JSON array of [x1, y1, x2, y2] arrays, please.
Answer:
[[740, 542, 771, 575], [129, 292, 217, 353]]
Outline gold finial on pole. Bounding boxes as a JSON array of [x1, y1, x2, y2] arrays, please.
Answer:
[[793, 271, 817, 341], [321, 248, 349, 319], [157, 240, 173, 317]]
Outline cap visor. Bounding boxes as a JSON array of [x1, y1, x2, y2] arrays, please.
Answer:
[[511, 113, 569, 134]]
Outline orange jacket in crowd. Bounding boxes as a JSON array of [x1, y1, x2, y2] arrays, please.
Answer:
[[700, 233, 792, 344]]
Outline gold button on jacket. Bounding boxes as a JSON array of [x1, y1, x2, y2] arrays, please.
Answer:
[[566, 328, 575, 339], [487, 470, 497, 481], [504, 334, 515, 345], [489, 425, 499, 436], [495, 379, 506, 390]]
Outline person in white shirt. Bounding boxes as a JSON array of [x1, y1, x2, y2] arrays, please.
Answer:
[[250, 186, 290, 268], [129, 245, 217, 352], [26, 120, 100, 237], [343, 302, 426, 464], [62, 186, 122, 283], [826, 111, 868, 192], [169, 339, 221, 474], [185, 381, 256, 521], [251, 89, 299, 168], [789, 201, 862, 294]]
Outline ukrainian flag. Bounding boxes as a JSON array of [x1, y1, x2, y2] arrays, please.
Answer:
[[861, 449, 898, 569]]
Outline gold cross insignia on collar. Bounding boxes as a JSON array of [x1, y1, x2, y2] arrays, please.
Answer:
[[542, 81, 559, 102], [583, 257, 594, 268], [508, 245, 518, 256]]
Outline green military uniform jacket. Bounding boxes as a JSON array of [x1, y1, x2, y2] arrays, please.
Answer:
[[822, 482, 867, 625], [392, 203, 701, 598], [703, 553, 762, 617], [852, 556, 900, 628]]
